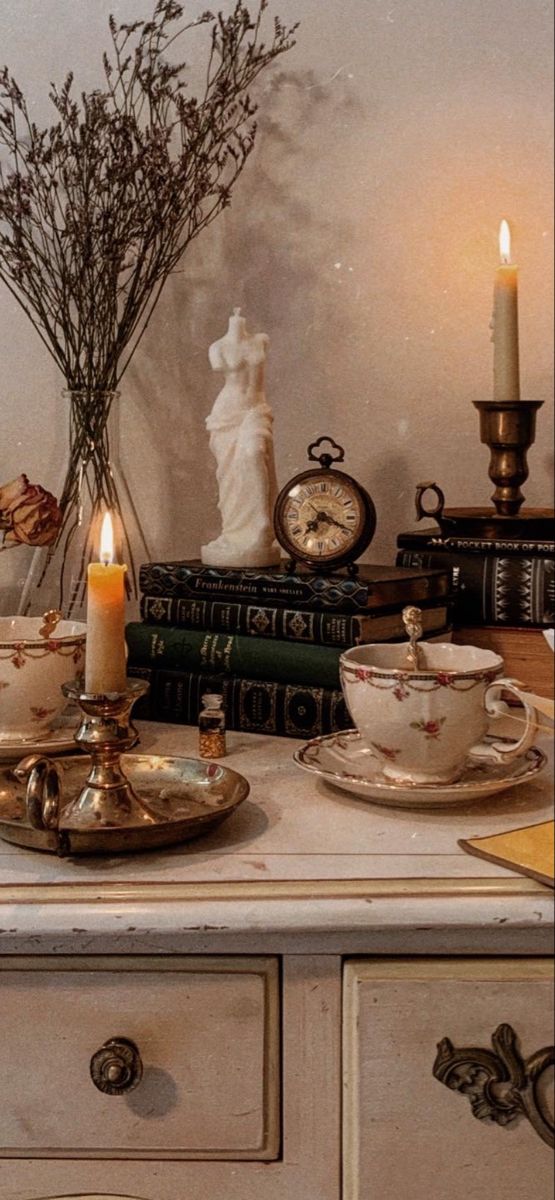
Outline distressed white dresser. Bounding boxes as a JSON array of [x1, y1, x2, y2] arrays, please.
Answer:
[[0, 722, 553, 1200]]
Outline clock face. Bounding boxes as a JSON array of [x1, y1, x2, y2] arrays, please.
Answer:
[[274, 469, 375, 568]]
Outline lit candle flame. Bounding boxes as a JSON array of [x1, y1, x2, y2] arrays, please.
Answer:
[[99, 511, 114, 564], [499, 219, 512, 265]]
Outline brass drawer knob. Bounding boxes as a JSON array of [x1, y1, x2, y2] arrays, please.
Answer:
[[90, 1037, 143, 1096]]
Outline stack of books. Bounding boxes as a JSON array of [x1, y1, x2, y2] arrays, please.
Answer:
[[396, 528, 555, 698], [127, 560, 452, 739]]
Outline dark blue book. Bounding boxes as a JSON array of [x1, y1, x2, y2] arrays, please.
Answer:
[[139, 560, 449, 615]]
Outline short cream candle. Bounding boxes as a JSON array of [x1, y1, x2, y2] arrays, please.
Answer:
[[85, 512, 127, 694], [492, 219, 520, 402]]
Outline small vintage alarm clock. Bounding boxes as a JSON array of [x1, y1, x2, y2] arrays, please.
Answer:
[[273, 437, 377, 573]]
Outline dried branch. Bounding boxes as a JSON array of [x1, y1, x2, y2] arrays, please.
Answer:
[[0, 0, 297, 393]]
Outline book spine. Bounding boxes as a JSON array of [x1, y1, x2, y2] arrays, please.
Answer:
[[139, 562, 448, 613], [129, 667, 351, 739], [396, 550, 555, 627], [140, 595, 369, 647], [397, 531, 555, 556], [452, 627, 554, 700], [139, 595, 450, 646], [126, 623, 342, 690]]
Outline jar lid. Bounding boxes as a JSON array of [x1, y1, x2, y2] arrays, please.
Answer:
[[201, 693, 224, 706]]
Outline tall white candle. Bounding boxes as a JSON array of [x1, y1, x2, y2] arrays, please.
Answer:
[[85, 512, 127, 694], [492, 219, 520, 402]]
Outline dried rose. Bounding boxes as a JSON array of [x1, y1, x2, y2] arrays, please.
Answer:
[[0, 475, 61, 547], [0, 474, 28, 516]]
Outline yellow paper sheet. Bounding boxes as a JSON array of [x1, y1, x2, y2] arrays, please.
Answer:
[[460, 821, 555, 889]]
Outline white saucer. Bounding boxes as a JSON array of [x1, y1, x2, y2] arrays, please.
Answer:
[[294, 730, 547, 809], [0, 722, 79, 762]]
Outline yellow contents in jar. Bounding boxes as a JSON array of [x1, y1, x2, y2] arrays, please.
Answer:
[[199, 693, 227, 759], [199, 729, 227, 759]]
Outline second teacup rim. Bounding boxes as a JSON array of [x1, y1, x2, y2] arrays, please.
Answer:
[[340, 641, 504, 682], [0, 616, 86, 648]]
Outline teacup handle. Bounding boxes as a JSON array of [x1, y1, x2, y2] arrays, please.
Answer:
[[470, 679, 540, 765]]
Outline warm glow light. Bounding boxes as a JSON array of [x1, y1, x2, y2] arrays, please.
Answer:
[[99, 511, 114, 564], [499, 219, 512, 264]]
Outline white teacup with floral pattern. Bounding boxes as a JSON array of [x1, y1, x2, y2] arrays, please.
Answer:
[[0, 617, 86, 742], [340, 642, 540, 785]]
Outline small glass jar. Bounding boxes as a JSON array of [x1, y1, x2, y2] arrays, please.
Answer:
[[199, 693, 227, 759]]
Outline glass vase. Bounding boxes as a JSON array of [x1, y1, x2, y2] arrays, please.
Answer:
[[19, 390, 150, 621]]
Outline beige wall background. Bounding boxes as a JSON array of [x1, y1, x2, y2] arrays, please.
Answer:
[[0, 0, 553, 607]]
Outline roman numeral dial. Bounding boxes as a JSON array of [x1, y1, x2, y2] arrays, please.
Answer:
[[274, 452, 377, 571]]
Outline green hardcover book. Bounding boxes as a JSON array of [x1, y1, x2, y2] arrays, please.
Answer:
[[126, 622, 343, 689]]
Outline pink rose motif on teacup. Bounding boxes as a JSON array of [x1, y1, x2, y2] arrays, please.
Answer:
[[393, 680, 410, 702], [10, 645, 26, 669], [410, 717, 447, 740], [31, 705, 58, 724], [435, 672, 455, 688], [355, 668, 369, 682]]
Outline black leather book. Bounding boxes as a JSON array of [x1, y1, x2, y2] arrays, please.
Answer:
[[396, 548, 555, 627], [397, 527, 555, 556], [129, 666, 351, 739]]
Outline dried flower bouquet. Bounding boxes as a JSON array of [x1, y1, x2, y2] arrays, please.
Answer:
[[0, 0, 296, 613]]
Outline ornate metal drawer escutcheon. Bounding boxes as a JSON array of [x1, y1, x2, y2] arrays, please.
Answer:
[[433, 1023, 554, 1148], [90, 1036, 144, 1096]]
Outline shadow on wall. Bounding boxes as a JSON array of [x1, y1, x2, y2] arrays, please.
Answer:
[[221, 68, 364, 341], [370, 451, 414, 551], [127, 68, 369, 559]]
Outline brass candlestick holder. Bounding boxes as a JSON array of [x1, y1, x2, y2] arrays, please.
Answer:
[[473, 399, 544, 517], [59, 679, 156, 829], [416, 398, 553, 539]]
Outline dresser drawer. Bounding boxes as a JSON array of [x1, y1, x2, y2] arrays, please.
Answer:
[[343, 959, 554, 1200], [0, 956, 280, 1161]]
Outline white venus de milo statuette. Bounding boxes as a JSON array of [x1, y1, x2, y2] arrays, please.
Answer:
[[201, 308, 281, 568]]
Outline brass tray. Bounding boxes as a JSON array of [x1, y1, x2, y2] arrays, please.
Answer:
[[0, 754, 250, 856]]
